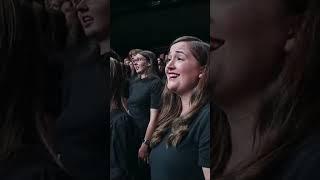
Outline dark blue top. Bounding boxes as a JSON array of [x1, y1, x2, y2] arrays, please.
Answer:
[[149, 104, 210, 180]]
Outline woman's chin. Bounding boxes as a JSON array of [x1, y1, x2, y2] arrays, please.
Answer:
[[167, 85, 177, 92]]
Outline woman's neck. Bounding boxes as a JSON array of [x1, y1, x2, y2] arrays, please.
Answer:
[[180, 91, 193, 117], [222, 92, 263, 172], [140, 73, 148, 79]]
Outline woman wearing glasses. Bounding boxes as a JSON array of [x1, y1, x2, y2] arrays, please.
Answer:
[[128, 50, 163, 180]]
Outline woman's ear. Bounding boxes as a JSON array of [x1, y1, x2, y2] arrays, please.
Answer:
[[198, 66, 207, 79]]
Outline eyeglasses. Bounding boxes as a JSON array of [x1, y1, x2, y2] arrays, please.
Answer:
[[132, 58, 147, 62]]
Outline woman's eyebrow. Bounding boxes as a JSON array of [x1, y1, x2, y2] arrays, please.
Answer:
[[175, 50, 187, 55]]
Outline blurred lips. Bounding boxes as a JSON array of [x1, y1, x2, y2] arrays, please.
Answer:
[[167, 72, 180, 79], [81, 15, 94, 27]]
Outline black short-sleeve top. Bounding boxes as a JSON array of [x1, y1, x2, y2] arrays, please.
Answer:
[[149, 103, 210, 180], [127, 75, 163, 132]]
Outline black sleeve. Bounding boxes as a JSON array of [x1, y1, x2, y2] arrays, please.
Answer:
[[197, 106, 210, 168], [150, 79, 163, 109]]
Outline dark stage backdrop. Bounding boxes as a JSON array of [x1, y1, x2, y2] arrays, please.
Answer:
[[111, 0, 209, 58]]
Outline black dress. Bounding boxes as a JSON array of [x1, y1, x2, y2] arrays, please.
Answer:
[[110, 110, 140, 180], [149, 104, 210, 180]]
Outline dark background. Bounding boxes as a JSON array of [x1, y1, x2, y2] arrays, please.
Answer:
[[111, 0, 209, 58]]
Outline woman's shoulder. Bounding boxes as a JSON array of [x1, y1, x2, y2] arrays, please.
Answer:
[[148, 74, 163, 83], [196, 103, 210, 120], [201, 103, 210, 113], [189, 103, 210, 130]]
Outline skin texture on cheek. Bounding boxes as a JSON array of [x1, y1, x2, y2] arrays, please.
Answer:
[[137, 61, 148, 74], [167, 61, 202, 95], [211, 0, 290, 103]]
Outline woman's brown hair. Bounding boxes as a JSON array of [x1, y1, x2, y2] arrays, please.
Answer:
[[151, 36, 210, 147], [128, 48, 143, 59]]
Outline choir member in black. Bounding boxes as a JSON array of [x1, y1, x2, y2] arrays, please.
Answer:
[[128, 50, 163, 180], [128, 49, 143, 81], [54, 0, 109, 179], [0, 0, 70, 179], [211, 0, 320, 179], [149, 36, 210, 180], [110, 59, 140, 180]]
